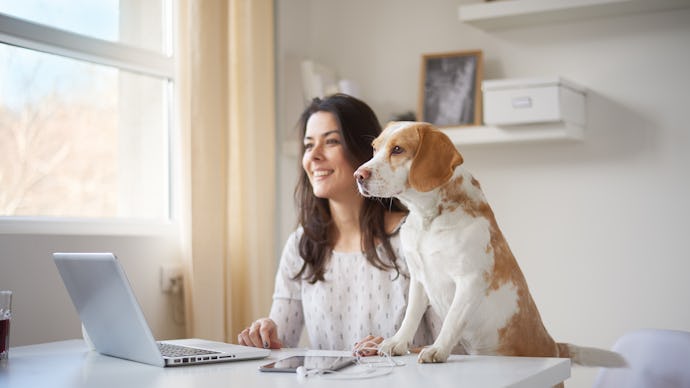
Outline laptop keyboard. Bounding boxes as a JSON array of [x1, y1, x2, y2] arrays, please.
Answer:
[[157, 342, 220, 357]]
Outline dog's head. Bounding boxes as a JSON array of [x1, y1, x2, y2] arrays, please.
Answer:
[[355, 121, 463, 198]]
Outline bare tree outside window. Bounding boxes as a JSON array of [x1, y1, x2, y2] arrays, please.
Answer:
[[1, 0, 172, 221], [0, 46, 119, 217], [0, 45, 169, 219]]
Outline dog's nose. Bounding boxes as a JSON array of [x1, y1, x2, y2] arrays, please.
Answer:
[[354, 168, 370, 182]]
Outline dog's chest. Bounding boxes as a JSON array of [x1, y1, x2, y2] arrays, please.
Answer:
[[400, 211, 492, 270], [400, 212, 493, 311]]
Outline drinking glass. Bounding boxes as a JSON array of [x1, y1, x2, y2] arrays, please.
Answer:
[[1, 290, 12, 361]]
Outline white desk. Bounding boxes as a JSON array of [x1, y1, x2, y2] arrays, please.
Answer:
[[0, 340, 570, 388]]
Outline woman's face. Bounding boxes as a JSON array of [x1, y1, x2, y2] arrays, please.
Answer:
[[302, 111, 358, 201]]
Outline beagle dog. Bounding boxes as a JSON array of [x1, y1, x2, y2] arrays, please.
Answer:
[[354, 122, 625, 370]]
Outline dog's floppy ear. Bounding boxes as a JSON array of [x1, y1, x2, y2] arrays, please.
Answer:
[[409, 124, 463, 192]]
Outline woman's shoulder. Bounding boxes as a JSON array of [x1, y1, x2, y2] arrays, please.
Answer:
[[279, 227, 305, 269], [289, 226, 305, 241]]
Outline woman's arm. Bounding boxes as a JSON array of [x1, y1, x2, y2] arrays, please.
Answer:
[[269, 298, 304, 347]]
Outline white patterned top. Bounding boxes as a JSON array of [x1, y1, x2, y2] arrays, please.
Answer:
[[269, 226, 442, 350]]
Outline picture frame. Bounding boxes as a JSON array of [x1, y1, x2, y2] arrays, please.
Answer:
[[418, 50, 483, 127]]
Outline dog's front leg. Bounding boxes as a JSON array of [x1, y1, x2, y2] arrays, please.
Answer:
[[418, 274, 482, 363], [379, 278, 429, 356]]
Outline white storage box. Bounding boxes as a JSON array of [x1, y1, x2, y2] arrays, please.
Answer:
[[482, 76, 586, 126]]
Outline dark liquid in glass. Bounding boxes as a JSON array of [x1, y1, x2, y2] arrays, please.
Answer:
[[0, 318, 10, 354]]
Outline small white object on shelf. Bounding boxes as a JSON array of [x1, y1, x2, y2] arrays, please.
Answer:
[[482, 76, 586, 127], [301, 60, 339, 102]]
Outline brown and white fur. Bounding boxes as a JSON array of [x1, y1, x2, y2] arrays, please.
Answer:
[[354, 121, 625, 372]]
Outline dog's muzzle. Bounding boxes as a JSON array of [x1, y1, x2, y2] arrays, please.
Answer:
[[354, 168, 372, 197]]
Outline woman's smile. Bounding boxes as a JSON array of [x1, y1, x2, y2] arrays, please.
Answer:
[[312, 169, 334, 178]]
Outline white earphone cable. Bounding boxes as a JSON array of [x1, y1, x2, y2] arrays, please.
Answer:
[[296, 342, 406, 380]]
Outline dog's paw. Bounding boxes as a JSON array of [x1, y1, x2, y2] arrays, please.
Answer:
[[418, 346, 450, 363], [379, 337, 410, 356]]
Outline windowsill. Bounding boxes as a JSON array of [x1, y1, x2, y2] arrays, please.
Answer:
[[0, 217, 178, 236]]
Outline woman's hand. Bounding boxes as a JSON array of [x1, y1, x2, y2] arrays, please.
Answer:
[[237, 318, 283, 349], [353, 334, 384, 357]]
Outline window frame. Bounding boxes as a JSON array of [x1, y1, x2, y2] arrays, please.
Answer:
[[0, 5, 180, 235], [0, 12, 174, 78]]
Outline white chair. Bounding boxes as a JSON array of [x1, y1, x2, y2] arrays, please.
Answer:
[[593, 328, 690, 388]]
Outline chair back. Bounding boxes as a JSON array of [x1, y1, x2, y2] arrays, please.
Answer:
[[593, 328, 690, 388]]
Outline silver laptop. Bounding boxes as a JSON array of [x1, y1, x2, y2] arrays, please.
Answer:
[[53, 252, 270, 367]]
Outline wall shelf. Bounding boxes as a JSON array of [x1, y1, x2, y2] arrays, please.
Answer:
[[442, 122, 583, 146], [458, 0, 690, 30], [281, 123, 583, 157]]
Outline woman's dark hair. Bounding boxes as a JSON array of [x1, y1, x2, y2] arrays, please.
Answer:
[[293, 93, 406, 283]]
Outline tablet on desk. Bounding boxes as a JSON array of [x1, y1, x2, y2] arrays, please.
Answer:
[[259, 355, 356, 373]]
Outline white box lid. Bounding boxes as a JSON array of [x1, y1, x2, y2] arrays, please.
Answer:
[[482, 76, 585, 94]]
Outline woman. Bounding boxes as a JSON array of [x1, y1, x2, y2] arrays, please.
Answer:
[[237, 94, 439, 352]]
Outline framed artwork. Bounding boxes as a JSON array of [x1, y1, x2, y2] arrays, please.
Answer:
[[418, 50, 483, 127]]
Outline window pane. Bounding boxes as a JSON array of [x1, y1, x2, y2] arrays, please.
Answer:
[[0, 0, 169, 54], [0, 43, 170, 219]]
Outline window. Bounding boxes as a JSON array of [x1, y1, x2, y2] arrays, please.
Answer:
[[0, 1, 175, 222]]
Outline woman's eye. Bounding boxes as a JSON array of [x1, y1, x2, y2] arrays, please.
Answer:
[[391, 146, 404, 155], [326, 138, 340, 145], [304, 143, 313, 150]]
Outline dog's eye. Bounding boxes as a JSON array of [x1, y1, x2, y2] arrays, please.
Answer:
[[391, 146, 404, 155]]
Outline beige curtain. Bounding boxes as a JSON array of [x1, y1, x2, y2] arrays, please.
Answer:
[[177, 0, 276, 342]]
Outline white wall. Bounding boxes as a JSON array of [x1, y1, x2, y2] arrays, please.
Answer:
[[0, 229, 186, 346], [275, 1, 690, 387]]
